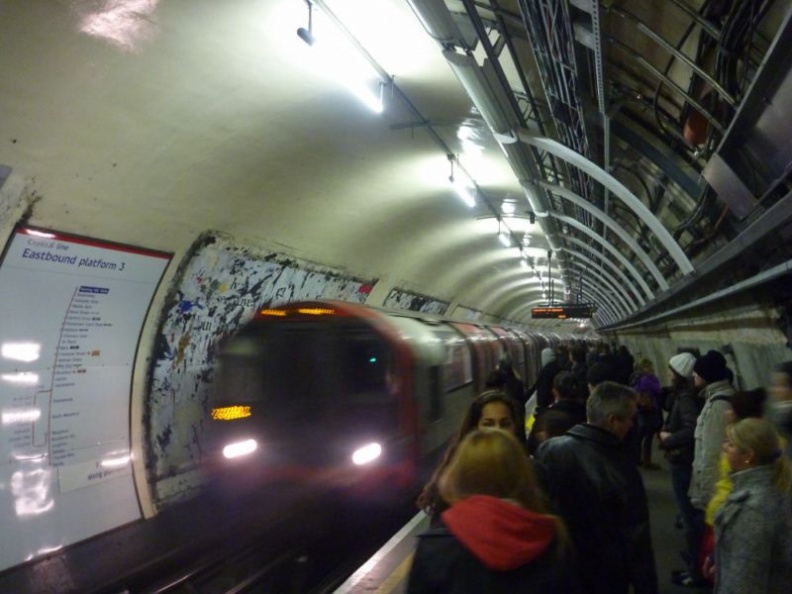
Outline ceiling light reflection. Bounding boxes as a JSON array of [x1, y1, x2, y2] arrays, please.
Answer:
[[100, 454, 131, 468], [2, 342, 41, 363], [77, 0, 160, 52], [11, 468, 54, 517], [2, 409, 42, 425], [25, 230, 56, 239], [1, 372, 40, 385]]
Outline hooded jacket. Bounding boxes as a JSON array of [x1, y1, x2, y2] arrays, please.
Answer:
[[660, 387, 702, 466], [407, 495, 580, 593]]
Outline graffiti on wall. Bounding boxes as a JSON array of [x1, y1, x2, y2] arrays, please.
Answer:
[[148, 232, 376, 504], [383, 288, 448, 315]]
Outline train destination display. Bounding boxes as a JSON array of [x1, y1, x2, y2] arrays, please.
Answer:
[[531, 304, 595, 319], [0, 227, 170, 571]]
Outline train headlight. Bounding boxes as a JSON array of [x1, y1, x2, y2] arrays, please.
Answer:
[[222, 439, 258, 459], [351, 442, 382, 466]]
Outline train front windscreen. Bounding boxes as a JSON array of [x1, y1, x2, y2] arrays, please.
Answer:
[[209, 320, 400, 470]]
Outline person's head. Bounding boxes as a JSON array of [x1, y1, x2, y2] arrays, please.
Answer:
[[723, 418, 792, 492], [727, 388, 766, 423], [634, 357, 654, 375], [668, 352, 697, 388], [457, 390, 524, 443], [586, 381, 637, 440], [533, 409, 574, 444], [771, 361, 792, 403], [417, 390, 524, 515], [587, 362, 616, 391], [484, 368, 508, 390], [438, 429, 544, 511], [541, 347, 556, 368], [552, 371, 577, 402], [692, 350, 729, 387], [498, 352, 514, 374], [571, 345, 587, 365]]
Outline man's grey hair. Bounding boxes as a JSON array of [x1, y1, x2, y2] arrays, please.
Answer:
[[586, 381, 637, 426]]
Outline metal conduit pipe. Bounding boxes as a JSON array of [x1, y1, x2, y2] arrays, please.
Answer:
[[564, 252, 638, 312], [569, 274, 628, 321], [579, 289, 616, 326], [551, 213, 655, 298], [538, 180, 666, 290], [603, 257, 792, 332], [561, 236, 650, 304], [518, 131, 694, 280], [409, 0, 566, 281], [611, 6, 736, 107]]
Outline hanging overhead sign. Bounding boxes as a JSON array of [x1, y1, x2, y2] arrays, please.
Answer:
[[531, 304, 595, 319]]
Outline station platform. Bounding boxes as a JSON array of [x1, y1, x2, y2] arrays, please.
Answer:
[[333, 452, 706, 594]]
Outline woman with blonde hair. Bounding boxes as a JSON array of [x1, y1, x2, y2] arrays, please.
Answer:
[[710, 418, 792, 593], [407, 429, 580, 593]]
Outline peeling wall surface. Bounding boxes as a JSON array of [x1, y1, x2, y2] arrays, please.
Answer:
[[612, 298, 790, 394], [383, 289, 449, 315], [147, 233, 375, 505]]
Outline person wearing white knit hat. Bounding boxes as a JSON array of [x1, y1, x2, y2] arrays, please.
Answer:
[[669, 352, 696, 380], [660, 351, 707, 587]]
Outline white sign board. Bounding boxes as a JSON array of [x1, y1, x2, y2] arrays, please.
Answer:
[[0, 227, 170, 571]]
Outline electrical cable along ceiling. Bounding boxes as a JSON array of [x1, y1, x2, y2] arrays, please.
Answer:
[[407, 0, 791, 328]]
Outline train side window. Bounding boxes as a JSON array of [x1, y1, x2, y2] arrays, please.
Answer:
[[427, 365, 443, 422], [444, 343, 472, 392]]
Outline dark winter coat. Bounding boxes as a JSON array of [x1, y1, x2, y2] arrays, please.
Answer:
[[659, 388, 701, 466], [526, 398, 587, 454], [534, 424, 659, 594], [527, 360, 562, 409], [407, 495, 581, 594]]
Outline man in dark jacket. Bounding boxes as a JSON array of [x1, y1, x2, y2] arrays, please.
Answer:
[[526, 371, 586, 454], [534, 381, 659, 594], [526, 347, 561, 409]]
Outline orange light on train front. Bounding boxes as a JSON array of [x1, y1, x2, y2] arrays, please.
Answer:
[[211, 405, 252, 421], [259, 309, 287, 317], [296, 307, 336, 316], [223, 439, 258, 459]]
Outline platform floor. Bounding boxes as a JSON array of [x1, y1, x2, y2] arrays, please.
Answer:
[[334, 448, 708, 594]]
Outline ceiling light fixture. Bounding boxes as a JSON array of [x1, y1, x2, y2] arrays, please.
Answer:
[[296, 0, 388, 114], [297, 0, 315, 46], [448, 154, 475, 208]]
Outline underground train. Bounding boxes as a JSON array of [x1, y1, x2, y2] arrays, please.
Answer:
[[205, 300, 569, 498]]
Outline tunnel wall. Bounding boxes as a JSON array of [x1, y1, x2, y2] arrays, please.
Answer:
[[607, 292, 791, 391], [146, 231, 377, 506]]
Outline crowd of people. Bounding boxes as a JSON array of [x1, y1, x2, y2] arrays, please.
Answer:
[[406, 342, 792, 594]]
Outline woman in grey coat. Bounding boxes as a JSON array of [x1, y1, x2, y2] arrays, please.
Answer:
[[711, 418, 792, 594]]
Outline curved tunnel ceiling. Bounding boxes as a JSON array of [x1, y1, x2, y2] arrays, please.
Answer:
[[1, 0, 791, 332]]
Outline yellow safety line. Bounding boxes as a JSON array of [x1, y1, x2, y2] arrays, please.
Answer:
[[374, 552, 414, 594]]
